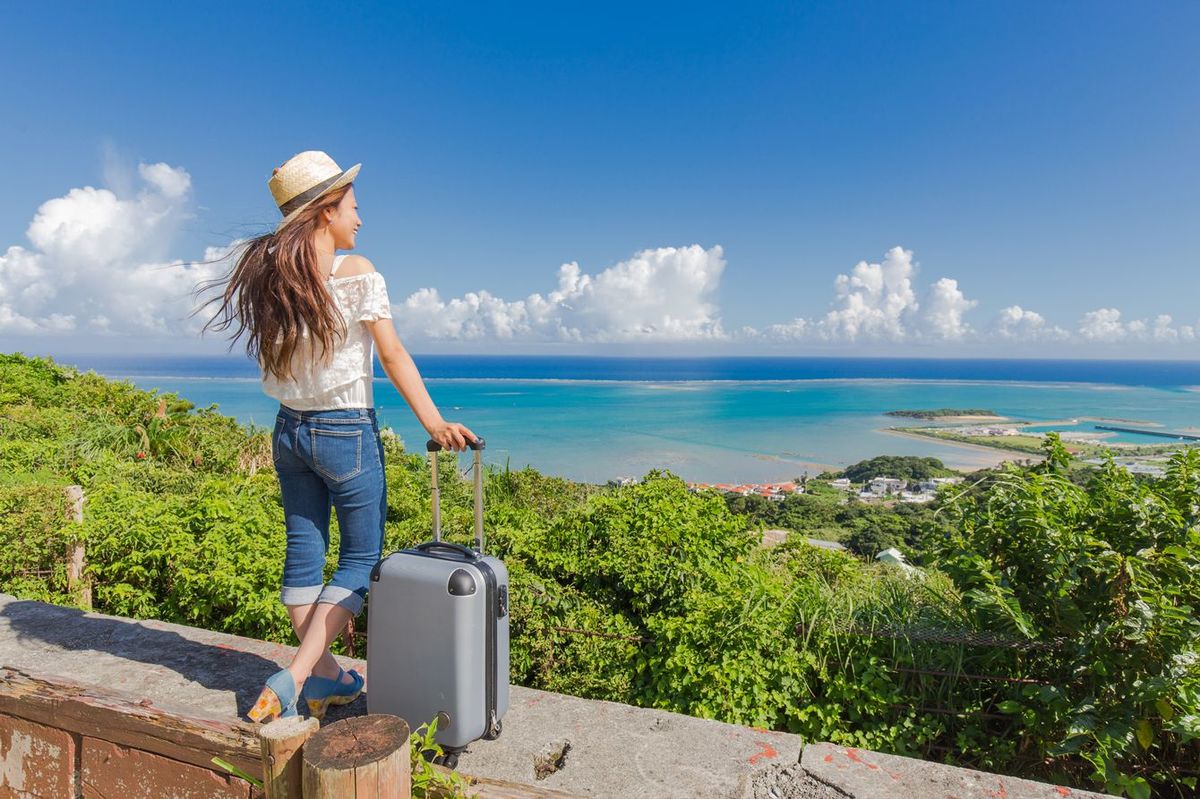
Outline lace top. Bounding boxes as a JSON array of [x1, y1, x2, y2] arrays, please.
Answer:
[[261, 255, 393, 410]]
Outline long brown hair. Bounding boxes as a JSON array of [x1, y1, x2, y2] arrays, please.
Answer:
[[197, 186, 351, 381]]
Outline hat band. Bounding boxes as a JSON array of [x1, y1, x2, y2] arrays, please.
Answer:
[[278, 172, 347, 217]]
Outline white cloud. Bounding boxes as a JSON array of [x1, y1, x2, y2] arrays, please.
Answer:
[[138, 162, 191, 200], [0, 162, 228, 336], [394, 245, 728, 343], [921, 277, 976, 341], [817, 246, 919, 341], [752, 247, 977, 343], [992, 305, 1069, 341], [1076, 309, 1197, 344], [0, 162, 1195, 356], [1079, 308, 1126, 342]]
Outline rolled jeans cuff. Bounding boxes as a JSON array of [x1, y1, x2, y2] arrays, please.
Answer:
[[280, 584, 324, 606], [318, 584, 366, 616]]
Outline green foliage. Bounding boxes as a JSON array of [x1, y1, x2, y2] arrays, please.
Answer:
[[843, 455, 955, 483], [0, 480, 77, 603], [409, 717, 472, 798], [727, 491, 948, 561], [210, 757, 262, 789], [2, 354, 1198, 797], [886, 409, 997, 419], [936, 434, 1200, 795]]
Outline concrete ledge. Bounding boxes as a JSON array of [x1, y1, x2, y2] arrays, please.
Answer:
[[0, 595, 800, 797], [802, 743, 1115, 799], [452, 681, 802, 797]]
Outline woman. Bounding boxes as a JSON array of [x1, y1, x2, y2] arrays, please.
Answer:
[[201, 150, 476, 721]]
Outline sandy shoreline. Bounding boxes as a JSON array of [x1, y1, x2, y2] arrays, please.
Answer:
[[1017, 415, 1161, 428], [880, 427, 1043, 468], [925, 414, 1009, 423]]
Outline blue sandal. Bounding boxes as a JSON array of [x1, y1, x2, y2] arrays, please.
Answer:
[[247, 669, 299, 722], [302, 667, 365, 720]]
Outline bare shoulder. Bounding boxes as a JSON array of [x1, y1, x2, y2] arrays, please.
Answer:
[[336, 254, 377, 277]]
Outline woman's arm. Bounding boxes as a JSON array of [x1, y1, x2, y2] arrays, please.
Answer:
[[368, 318, 476, 451]]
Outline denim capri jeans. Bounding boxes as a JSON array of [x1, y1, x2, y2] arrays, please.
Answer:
[[271, 405, 386, 616]]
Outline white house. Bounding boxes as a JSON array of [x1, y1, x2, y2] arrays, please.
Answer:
[[868, 476, 906, 496], [917, 476, 962, 493]]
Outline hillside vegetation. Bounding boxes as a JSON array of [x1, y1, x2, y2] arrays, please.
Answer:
[[1, 353, 1196, 798]]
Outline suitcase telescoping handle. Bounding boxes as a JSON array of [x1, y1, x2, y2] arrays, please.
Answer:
[[426, 436, 486, 554]]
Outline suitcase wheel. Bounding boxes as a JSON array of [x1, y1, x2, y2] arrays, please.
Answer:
[[438, 751, 460, 769]]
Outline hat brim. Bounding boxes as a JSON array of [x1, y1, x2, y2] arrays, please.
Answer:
[[275, 163, 361, 232]]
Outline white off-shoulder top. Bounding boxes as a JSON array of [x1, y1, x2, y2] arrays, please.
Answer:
[[261, 255, 393, 411]]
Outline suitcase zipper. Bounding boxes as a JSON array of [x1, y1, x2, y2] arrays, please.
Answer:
[[476, 558, 500, 739]]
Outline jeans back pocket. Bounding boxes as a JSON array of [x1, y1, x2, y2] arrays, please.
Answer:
[[310, 427, 363, 482]]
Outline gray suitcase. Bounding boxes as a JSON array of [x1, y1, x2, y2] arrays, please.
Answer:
[[366, 437, 509, 753]]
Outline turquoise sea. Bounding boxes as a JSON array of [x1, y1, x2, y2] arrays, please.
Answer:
[[64, 356, 1200, 484]]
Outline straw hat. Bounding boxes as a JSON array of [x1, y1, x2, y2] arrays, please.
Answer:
[[267, 151, 361, 232]]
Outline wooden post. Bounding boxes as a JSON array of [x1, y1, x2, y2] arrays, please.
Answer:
[[301, 715, 410, 799], [65, 485, 91, 610], [260, 716, 321, 799]]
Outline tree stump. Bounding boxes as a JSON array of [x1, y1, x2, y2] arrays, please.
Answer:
[[301, 715, 410, 798], [259, 716, 320, 799]]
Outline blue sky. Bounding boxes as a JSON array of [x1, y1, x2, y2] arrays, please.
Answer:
[[1, 1, 1197, 357]]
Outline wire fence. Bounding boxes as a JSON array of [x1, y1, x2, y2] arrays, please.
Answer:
[[0, 483, 90, 606], [544, 620, 1067, 729]]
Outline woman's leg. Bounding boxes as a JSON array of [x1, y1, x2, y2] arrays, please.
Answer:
[[274, 410, 347, 691], [286, 603, 348, 682], [275, 410, 335, 629], [286, 602, 354, 688], [287, 411, 384, 688]]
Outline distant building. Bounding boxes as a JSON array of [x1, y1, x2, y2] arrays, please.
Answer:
[[698, 481, 806, 498], [759, 529, 791, 547], [876, 547, 917, 573], [960, 426, 1020, 437], [805, 538, 847, 552], [1124, 463, 1166, 478], [868, 476, 906, 496], [760, 532, 848, 551], [917, 476, 961, 493], [830, 478, 852, 491]]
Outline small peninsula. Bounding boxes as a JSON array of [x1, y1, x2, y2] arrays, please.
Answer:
[[885, 408, 1002, 420]]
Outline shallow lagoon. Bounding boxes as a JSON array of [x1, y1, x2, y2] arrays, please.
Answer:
[[94, 370, 1200, 484]]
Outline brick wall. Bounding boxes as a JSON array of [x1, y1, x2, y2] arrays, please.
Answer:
[[0, 716, 75, 798], [0, 711, 257, 799], [0, 664, 261, 799]]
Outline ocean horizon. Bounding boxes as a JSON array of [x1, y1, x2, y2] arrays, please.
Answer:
[[34, 353, 1200, 484]]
